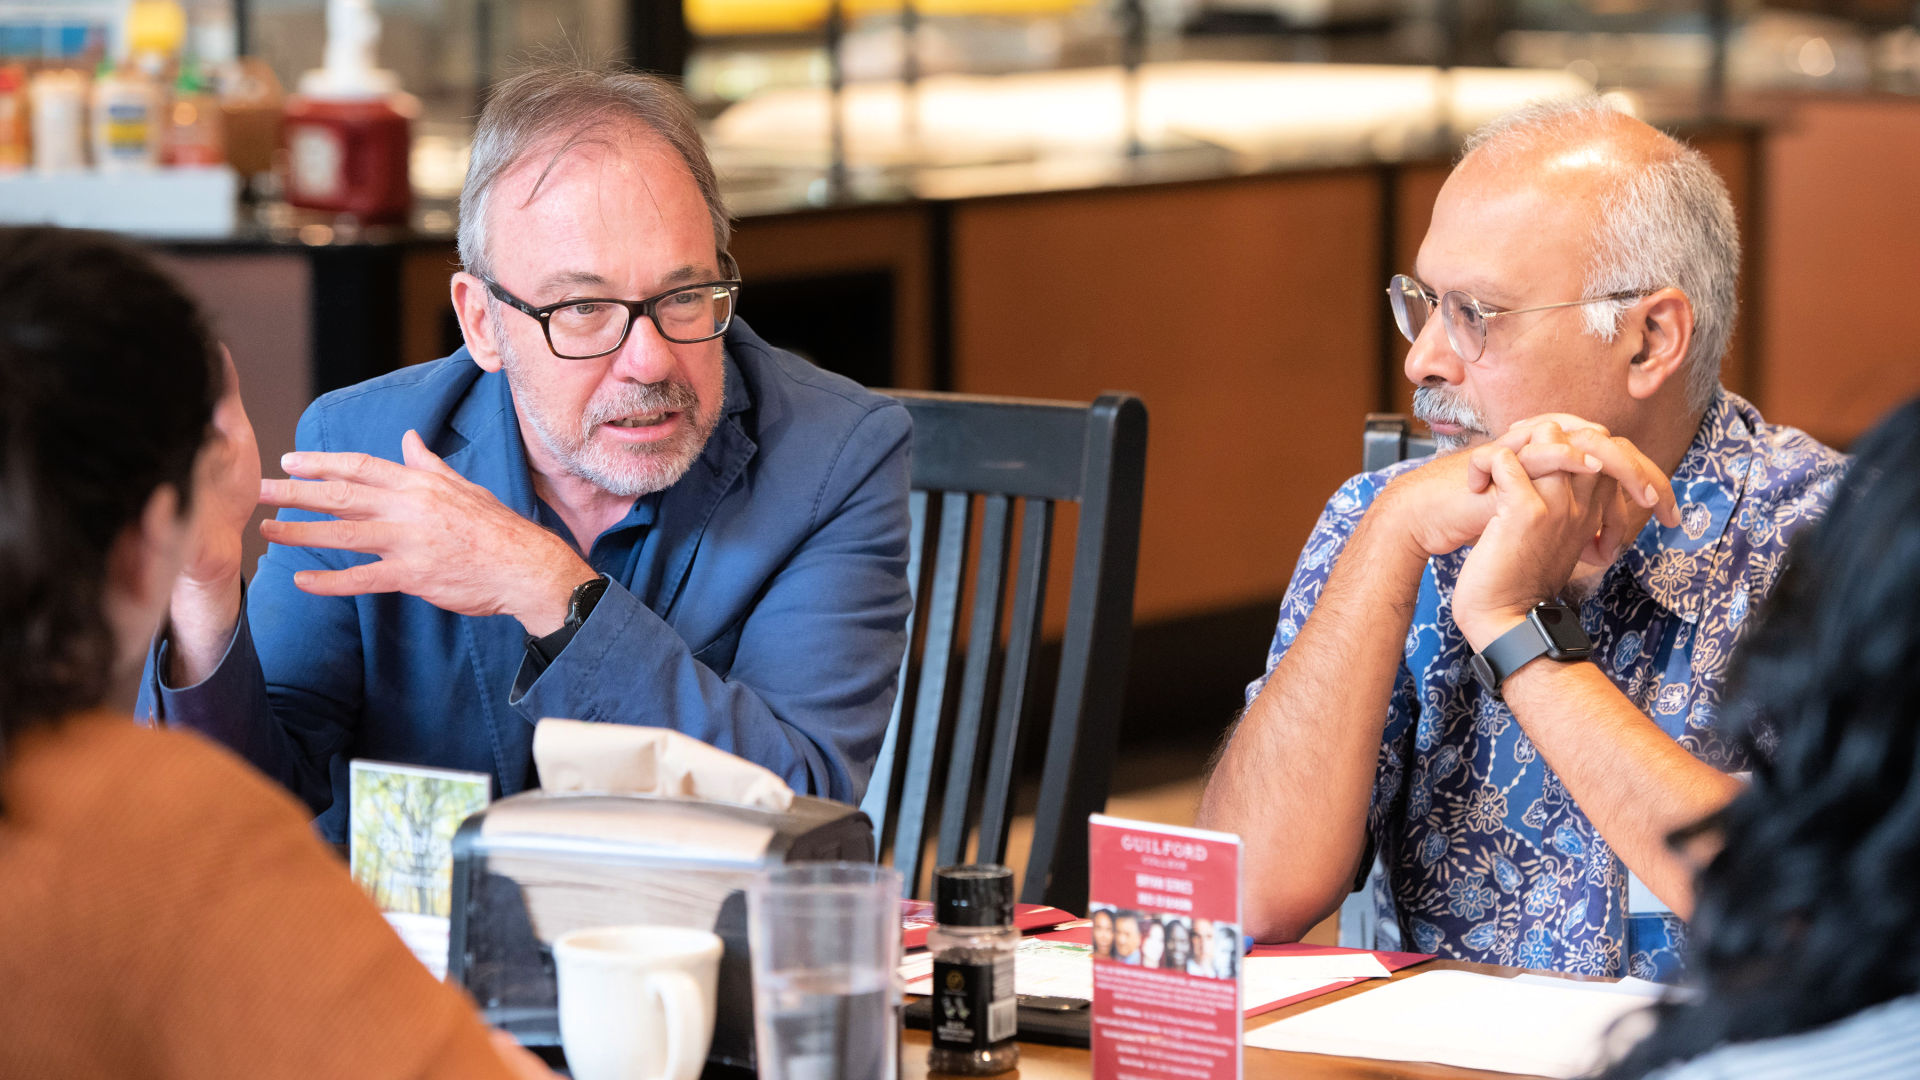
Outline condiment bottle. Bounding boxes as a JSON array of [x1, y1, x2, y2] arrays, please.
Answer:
[[280, 0, 412, 222], [92, 0, 189, 169], [926, 864, 1019, 1075], [91, 57, 163, 170], [0, 66, 29, 171], [168, 57, 223, 164], [29, 69, 89, 171], [218, 57, 284, 182]]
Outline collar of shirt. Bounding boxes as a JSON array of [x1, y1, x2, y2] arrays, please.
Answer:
[[1609, 389, 1758, 625]]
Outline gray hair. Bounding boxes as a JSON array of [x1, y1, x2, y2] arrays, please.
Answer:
[[457, 63, 732, 281], [1462, 98, 1739, 413]]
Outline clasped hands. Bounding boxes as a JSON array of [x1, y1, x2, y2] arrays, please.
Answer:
[[256, 431, 593, 636], [1386, 415, 1683, 651]]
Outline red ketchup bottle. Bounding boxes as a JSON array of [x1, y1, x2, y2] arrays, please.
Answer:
[[281, 0, 413, 223]]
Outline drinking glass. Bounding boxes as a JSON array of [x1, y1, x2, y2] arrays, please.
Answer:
[[747, 862, 903, 1080]]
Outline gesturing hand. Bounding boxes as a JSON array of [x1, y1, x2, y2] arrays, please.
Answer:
[[166, 347, 267, 685], [1451, 447, 1612, 650], [181, 347, 263, 590], [258, 430, 595, 636]]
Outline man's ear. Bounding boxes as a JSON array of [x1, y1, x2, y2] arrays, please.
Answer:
[[1625, 287, 1694, 401], [451, 272, 504, 374]]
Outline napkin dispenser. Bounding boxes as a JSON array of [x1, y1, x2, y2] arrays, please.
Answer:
[[447, 789, 874, 1071]]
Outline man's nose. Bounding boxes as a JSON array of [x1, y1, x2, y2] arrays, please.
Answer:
[[610, 314, 680, 384], [1403, 309, 1466, 387]]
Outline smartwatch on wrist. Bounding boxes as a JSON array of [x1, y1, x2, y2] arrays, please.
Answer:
[[562, 574, 610, 629], [527, 574, 609, 666], [1469, 599, 1593, 701]]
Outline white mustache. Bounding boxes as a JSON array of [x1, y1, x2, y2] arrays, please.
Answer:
[[583, 382, 700, 430], [1412, 385, 1484, 433]]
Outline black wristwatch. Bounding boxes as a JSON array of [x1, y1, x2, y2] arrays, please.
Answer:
[[527, 574, 609, 666], [1469, 600, 1593, 701], [562, 574, 610, 628]]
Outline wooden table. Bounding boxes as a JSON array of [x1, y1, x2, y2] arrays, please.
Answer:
[[902, 959, 1609, 1080]]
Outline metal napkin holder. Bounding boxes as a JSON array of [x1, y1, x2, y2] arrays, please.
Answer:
[[447, 789, 874, 1071]]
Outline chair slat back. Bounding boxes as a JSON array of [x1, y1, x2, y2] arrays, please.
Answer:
[[888, 490, 972, 894], [1340, 412, 1429, 949], [975, 498, 1053, 868], [864, 390, 1146, 910]]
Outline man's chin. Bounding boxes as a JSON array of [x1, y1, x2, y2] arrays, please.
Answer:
[[578, 446, 699, 497], [1432, 431, 1479, 454]]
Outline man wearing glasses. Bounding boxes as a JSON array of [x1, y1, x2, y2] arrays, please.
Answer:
[[1198, 99, 1846, 980], [141, 64, 913, 841]]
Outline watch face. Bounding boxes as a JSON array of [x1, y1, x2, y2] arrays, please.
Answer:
[[1534, 604, 1593, 658]]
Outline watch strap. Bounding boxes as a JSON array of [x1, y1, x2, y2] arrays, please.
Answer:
[[1477, 617, 1553, 690], [1470, 601, 1590, 700], [526, 575, 609, 669]]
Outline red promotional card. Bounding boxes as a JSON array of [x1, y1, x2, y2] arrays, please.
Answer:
[[1089, 814, 1242, 1080]]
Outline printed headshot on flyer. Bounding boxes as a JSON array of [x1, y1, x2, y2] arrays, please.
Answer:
[[1088, 903, 1240, 980]]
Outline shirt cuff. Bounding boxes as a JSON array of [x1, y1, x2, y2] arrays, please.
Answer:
[[154, 578, 250, 694], [523, 620, 585, 675]]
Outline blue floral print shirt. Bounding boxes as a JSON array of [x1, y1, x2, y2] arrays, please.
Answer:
[[1248, 391, 1847, 980]]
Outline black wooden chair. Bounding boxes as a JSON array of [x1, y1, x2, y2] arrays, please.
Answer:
[[1340, 412, 1435, 949], [1362, 412, 1437, 474], [860, 390, 1148, 912]]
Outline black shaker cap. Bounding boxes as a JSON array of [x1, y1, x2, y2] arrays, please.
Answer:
[[934, 864, 1015, 926]]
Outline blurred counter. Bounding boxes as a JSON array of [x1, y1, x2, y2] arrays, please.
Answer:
[[149, 73, 1920, 742], [709, 61, 1593, 194]]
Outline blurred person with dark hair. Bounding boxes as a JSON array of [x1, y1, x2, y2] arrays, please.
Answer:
[[1114, 911, 1144, 965], [1091, 907, 1116, 960], [141, 62, 912, 841], [1163, 917, 1195, 971], [1603, 396, 1920, 1078], [1141, 918, 1166, 968], [1200, 97, 1848, 980], [0, 226, 552, 1080]]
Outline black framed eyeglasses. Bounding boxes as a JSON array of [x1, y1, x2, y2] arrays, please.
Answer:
[[484, 273, 743, 359], [1388, 273, 1651, 363]]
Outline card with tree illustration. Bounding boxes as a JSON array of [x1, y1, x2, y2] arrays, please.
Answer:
[[348, 759, 491, 917]]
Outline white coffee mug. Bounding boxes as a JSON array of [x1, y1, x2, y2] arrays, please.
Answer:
[[553, 924, 723, 1080]]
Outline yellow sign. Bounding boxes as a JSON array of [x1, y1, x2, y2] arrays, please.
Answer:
[[686, 0, 1086, 37]]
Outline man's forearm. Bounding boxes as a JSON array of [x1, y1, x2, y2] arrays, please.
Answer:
[[1196, 503, 1429, 941], [164, 573, 244, 687], [1500, 659, 1743, 918]]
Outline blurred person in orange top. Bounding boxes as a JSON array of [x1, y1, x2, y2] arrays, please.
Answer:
[[0, 226, 554, 1080]]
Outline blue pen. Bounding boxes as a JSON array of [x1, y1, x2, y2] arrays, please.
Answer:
[[1243, 933, 1255, 955]]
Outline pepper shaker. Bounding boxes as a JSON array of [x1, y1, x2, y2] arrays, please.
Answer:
[[926, 864, 1019, 1075]]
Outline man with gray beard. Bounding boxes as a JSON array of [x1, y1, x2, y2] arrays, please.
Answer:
[[139, 65, 913, 841], [1197, 99, 1846, 980]]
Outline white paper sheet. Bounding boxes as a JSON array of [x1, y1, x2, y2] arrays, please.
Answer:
[[1243, 969, 1665, 1078], [903, 938, 1096, 999], [1236, 954, 1392, 1014], [1245, 952, 1393, 982], [384, 912, 451, 981], [903, 945, 1392, 1010]]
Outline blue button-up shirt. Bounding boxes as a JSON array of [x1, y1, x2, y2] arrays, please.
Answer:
[[1249, 391, 1847, 979], [145, 319, 914, 842]]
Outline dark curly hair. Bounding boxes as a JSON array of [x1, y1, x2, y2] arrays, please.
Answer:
[[0, 227, 219, 766], [1608, 394, 1920, 1076]]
